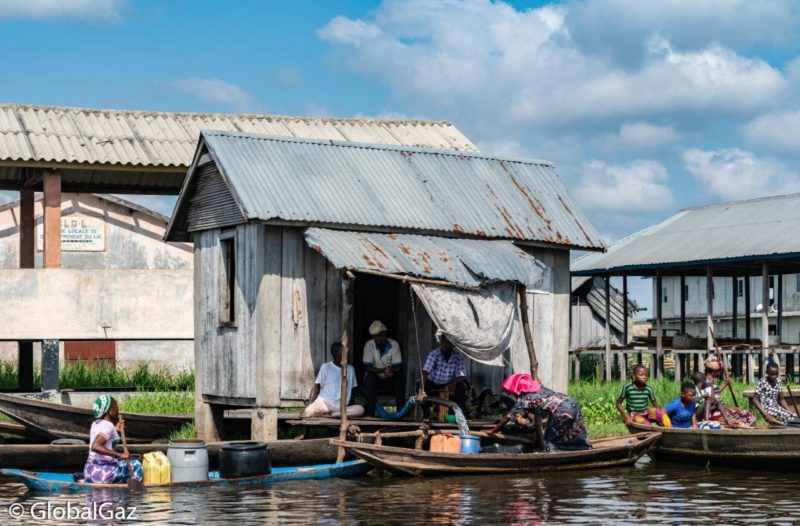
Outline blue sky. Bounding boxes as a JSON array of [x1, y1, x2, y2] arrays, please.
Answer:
[[3, 0, 800, 313]]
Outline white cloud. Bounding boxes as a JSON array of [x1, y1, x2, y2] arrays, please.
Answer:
[[318, 0, 786, 132], [573, 160, 676, 213], [683, 148, 800, 200], [169, 78, 256, 112], [0, 0, 125, 21], [741, 110, 800, 153], [598, 122, 680, 150]]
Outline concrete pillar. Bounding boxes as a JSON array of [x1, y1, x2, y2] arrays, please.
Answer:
[[18, 190, 35, 391], [43, 170, 61, 268], [41, 340, 59, 392], [195, 401, 223, 442]]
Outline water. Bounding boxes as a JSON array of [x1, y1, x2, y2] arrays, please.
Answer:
[[1, 458, 799, 525], [452, 406, 471, 436]]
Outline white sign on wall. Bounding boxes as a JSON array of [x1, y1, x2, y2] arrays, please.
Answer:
[[37, 215, 106, 252]]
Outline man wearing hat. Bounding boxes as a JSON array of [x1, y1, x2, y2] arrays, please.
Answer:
[[362, 320, 404, 417]]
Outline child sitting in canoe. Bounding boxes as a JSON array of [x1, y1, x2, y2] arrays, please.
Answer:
[[665, 381, 698, 429], [83, 395, 143, 484], [752, 362, 799, 425], [616, 364, 671, 427], [701, 356, 755, 428]]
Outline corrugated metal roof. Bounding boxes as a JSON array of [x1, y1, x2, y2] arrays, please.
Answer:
[[184, 131, 603, 249], [572, 193, 800, 275], [305, 227, 548, 288], [0, 104, 476, 168]]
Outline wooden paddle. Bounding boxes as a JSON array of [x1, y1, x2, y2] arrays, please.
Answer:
[[785, 376, 800, 420], [119, 418, 145, 492], [709, 328, 739, 407]]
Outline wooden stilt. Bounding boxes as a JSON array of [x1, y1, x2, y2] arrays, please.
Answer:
[[656, 271, 663, 379], [518, 283, 538, 379], [761, 263, 770, 378], [337, 272, 355, 463], [604, 276, 612, 382], [18, 189, 35, 391]]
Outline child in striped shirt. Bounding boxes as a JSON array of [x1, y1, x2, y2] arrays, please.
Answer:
[[615, 364, 671, 427]]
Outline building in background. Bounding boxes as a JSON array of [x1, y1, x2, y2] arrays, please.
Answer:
[[571, 277, 638, 349]]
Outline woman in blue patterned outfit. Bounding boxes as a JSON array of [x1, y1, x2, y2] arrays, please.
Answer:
[[487, 373, 591, 451], [83, 395, 143, 484]]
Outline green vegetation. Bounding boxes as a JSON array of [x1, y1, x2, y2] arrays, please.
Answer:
[[569, 378, 767, 439], [167, 422, 197, 441], [118, 391, 194, 414], [0, 361, 194, 391]]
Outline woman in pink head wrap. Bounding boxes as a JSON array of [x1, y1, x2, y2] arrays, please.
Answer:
[[487, 373, 591, 452]]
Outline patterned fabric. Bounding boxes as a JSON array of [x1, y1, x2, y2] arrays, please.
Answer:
[[631, 408, 672, 427], [92, 395, 112, 418], [508, 387, 591, 451], [665, 398, 696, 428], [423, 348, 467, 385], [88, 419, 119, 462], [698, 420, 722, 430], [755, 377, 797, 424], [618, 383, 656, 413], [83, 458, 143, 484], [704, 377, 756, 427]]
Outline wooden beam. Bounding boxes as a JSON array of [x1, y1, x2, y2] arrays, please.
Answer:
[[518, 283, 538, 379], [679, 275, 686, 334], [777, 274, 783, 343], [43, 170, 61, 268], [706, 267, 714, 353], [745, 275, 751, 340], [19, 189, 35, 269], [604, 276, 612, 382], [622, 276, 628, 345], [731, 276, 738, 339], [762, 263, 770, 377], [337, 272, 355, 463], [656, 270, 663, 379]]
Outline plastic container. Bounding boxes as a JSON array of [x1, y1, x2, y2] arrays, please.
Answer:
[[167, 439, 209, 482], [142, 451, 171, 485], [459, 434, 481, 454], [430, 434, 461, 453], [219, 441, 271, 479]]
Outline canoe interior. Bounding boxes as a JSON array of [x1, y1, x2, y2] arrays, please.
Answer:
[[0, 460, 371, 492], [627, 422, 800, 471], [333, 432, 660, 476]]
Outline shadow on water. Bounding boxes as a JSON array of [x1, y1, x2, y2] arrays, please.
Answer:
[[1, 458, 800, 524]]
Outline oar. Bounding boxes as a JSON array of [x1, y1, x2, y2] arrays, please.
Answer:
[[785, 376, 800, 420], [119, 418, 145, 492], [709, 328, 739, 407]]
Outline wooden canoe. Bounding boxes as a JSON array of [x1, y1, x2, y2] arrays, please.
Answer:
[[627, 422, 800, 471], [331, 432, 660, 476], [0, 460, 370, 492], [0, 438, 340, 470]]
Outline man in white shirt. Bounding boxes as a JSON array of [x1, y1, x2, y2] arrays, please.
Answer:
[[301, 342, 364, 418], [362, 320, 404, 417]]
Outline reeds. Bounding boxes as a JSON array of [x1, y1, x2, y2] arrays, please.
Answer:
[[0, 361, 194, 390]]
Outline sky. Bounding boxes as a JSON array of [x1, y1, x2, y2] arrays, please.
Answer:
[[3, 0, 800, 314]]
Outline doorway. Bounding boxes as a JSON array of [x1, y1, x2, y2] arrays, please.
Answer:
[[352, 274, 402, 380]]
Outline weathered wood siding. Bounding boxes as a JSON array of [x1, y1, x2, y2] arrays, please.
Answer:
[[570, 303, 624, 349], [186, 162, 245, 232]]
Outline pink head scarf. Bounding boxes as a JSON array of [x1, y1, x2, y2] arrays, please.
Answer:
[[501, 373, 540, 396]]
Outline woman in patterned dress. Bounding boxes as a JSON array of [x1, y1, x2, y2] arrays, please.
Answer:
[[702, 356, 756, 427], [487, 373, 591, 451], [83, 395, 144, 484], [752, 362, 799, 425]]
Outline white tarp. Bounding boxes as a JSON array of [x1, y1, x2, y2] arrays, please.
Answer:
[[412, 282, 518, 367]]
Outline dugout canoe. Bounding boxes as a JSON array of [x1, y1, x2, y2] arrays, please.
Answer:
[[0, 438, 341, 470], [627, 422, 800, 471], [330, 432, 660, 476], [0, 460, 370, 492]]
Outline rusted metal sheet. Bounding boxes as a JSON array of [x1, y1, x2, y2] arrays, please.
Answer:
[[177, 131, 603, 250], [304, 227, 548, 288]]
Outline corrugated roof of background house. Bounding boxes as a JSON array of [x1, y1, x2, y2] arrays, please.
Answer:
[[572, 193, 800, 276], [168, 131, 604, 249]]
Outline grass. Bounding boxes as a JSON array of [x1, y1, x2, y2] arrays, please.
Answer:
[[569, 377, 769, 439], [0, 361, 194, 391], [118, 391, 195, 414]]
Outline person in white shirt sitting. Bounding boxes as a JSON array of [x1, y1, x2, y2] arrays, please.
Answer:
[[301, 342, 365, 418], [362, 320, 404, 417]]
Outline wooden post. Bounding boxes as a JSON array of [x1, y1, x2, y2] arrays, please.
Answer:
[[706, 267, 714, 354], [622, 276, 629, 346], [761, 263, 770, 378], [745, 274, 753, 383], [656, 271, 663, 379], [679, 275, 686, 376], [777, 274, 783, 343], [604, 276, 612, 382], [731, 276, 739, 378], [518, 284, 538, 379], [18, 189, 35, 391], [43, 170, 61, 268], [337, 272, 355, 463]]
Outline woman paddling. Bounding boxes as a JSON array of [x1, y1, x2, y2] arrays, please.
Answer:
[[487, 373, 591, 452], [83, 395, 143, 484], [701, 357, 755, 428]]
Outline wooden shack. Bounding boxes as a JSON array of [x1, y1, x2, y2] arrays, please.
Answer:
[[166, 131, 604, 440]]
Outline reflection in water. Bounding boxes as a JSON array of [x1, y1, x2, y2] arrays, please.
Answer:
[[1, 458, 799, 524]]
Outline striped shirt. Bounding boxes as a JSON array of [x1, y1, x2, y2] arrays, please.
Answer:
[[618, 383, 656, 413]]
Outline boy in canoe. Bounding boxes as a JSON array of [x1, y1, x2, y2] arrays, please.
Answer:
[[616, 364, 671, 427], [752, 362, 799, 425], [83, 395, 143, 484], [665, 381, 698, 428]]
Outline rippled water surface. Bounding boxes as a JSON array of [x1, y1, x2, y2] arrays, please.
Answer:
[[1, 458, 799, 525]]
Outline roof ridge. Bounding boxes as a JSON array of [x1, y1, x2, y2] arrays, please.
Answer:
[[680, 192, 800, 212], [0, 102, 456, 127], [202, 130, 554, 167]]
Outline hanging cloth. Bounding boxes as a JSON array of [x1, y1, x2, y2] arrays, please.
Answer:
[[412, 282, 518, 367]]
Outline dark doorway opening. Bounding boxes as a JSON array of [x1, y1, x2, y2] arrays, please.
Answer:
[[352, 274, 402, 381]]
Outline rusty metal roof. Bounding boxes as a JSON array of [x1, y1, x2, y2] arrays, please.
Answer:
[[171, 131, 603, 249], [0, 104, 476, 193], [305, 228, 549, 288]]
